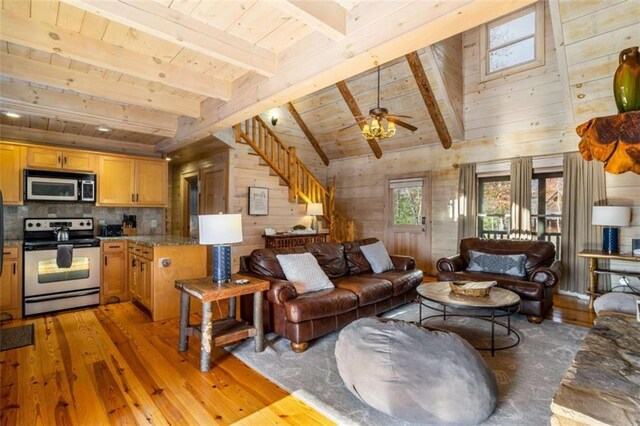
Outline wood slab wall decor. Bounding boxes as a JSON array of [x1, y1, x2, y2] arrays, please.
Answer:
[[577, 111, 640, 174]]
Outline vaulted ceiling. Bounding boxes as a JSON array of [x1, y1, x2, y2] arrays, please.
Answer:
[[0, 0, 535, 158]]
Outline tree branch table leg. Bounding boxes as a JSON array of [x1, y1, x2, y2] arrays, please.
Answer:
[[254, 290, 264, 352], [178, 291, 190, 352], [200, 301, 213, 372], [588, 257, 598, 311]]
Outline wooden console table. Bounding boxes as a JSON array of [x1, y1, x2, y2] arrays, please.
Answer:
[[175, 274, 269, 372], [263, 232, 328, 248], [577, 250, 640, 310]]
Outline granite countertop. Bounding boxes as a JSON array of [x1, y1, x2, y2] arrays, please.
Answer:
[[98, 235, 200, 247], [3, 240, 23, 246]]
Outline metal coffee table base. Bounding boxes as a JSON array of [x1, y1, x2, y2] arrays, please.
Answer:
[[419, 299, 521, 356]]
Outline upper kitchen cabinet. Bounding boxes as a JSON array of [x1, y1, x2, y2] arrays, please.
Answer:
[[97, 155, 167, 207], [0, 143, 25, 205], [27, 146, 95, 172]]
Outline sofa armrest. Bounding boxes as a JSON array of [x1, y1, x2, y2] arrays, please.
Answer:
[[266, 279, 298, 306], [436, 255, 466, 272], [530, 260, 563, 288], [390, 255, 415, 271]]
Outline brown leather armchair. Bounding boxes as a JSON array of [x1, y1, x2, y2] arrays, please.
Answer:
[[239, 238, 423, 352], [436, 237, 562, 323]]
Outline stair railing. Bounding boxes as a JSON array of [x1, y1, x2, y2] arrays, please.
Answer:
[[234, 116, 354, 242]]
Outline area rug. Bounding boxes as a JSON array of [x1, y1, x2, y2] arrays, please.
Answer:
[[228, 302, 587, 425], [0, 324, 34, 351]]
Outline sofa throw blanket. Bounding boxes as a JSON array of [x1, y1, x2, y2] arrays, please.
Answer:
[[276, 252, 335, 294], [466, 250, 526, 277]]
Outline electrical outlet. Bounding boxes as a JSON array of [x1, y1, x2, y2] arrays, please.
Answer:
[[151, 220, 157, 228]]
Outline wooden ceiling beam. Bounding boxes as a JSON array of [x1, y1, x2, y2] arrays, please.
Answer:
[[0, 124, 160, 156], [405, 51, 452, 149], [335, 80, 383, 159], [0, 52, 201, 118], [286, 102, 330, 166], [0, 9, 231, 100], [59, 0, 277, 77], [271, 0, 347, 41], [0, 79, 177, 137], [166, 0, 535, 151]]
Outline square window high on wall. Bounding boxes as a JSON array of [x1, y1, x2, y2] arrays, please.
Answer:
[[479, 1, 545, 81]]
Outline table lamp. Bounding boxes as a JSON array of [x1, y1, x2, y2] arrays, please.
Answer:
[[592, 206, 630, 253], [307, 203, 323, 232], [198, 213, 243, 283]]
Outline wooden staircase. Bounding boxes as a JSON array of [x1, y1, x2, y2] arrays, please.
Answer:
[[233, 116, 354, 242]]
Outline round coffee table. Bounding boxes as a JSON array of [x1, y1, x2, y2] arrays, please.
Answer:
[[416, 282, 521, 356]]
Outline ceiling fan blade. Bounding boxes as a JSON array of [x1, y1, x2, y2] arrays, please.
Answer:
[[387, 114, 413, 119], [388, 117, 418, 132]]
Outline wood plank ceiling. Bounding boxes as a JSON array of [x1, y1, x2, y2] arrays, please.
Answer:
[[0, 0, 535, 158]]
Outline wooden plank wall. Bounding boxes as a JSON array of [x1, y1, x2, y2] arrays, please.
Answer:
[[558, 0, 640, 281], [228, 144, 313, 272]]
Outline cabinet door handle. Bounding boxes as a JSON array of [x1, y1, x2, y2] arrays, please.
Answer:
[[13, 263, 17, 275], [104, 256, 108, 266], [135, 194, 139, 202], [108, 245, 119, 249], [132, 259, 137, 267], [140, 262, 145, 272], [63, 156, 67, 165], [2, 251, 10, 255], [58, 156, 62, 165], [131, 193, 135, 202]]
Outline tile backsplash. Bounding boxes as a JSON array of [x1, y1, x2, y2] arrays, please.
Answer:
[[2, 203, 165, 240]]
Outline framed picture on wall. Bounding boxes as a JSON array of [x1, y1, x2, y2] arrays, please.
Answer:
[[248, 187, 269, 215]]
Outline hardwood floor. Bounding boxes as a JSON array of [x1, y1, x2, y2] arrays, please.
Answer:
[[1, 303, 331, 426], [1, 292, 593, 425]]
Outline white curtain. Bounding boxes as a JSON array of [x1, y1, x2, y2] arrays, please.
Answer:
[[560, 152, 607, 294], [457, 163, 477, 240], [510, 157, 532, 239]]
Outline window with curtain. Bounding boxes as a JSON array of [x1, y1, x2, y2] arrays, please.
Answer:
[[531, 172, 563, 258], [477, 171, 563, 258], [477, 176, 511, 239]]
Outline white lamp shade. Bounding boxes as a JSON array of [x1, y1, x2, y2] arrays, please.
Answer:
[[592, 206, 631, 227], [198, 214, 243, 244], [307, 203, 323, 216]]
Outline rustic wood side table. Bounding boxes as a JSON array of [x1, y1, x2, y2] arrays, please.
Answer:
[[175, 274, 269, 372]]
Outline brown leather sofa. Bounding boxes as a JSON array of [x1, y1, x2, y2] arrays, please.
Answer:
[[239, 238, 423, 352], [436, 237, 562, 323]]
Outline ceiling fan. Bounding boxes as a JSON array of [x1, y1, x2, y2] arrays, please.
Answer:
[[356, 65, 418, 139]]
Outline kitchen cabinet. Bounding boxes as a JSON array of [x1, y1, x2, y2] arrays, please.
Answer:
[[100, 241, 129, 304], [27, 146, 95, 172], [0, 246, 22, 321], [126, 241, 206, 321], [0, 143, 25, 205], [97, 155, 168, 207]]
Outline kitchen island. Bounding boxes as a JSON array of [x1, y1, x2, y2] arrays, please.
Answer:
[[99, 235, 206, 321]]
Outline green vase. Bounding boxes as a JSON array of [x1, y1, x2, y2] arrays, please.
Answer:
[[613, 46, 640, 113]]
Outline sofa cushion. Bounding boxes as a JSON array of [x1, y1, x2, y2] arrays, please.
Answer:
[[360, 241, 394, 273], [363, 269, 424, 296], [305, 242, 349, 278], [277, 253, 335, 294], [343, 238, 378, 274], [459, 238, 556, 276], [249, 247, 307, 279], [332, 275, 393, 306], [467, 250, 526, 277], [284, 288, 358, 323]]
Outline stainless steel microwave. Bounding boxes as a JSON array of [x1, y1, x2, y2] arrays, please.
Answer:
[[24, 169, 96, 203]]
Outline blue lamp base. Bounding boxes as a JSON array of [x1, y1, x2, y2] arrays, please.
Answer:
[[213, 244, 232, 283], [602, 227, 619, 253]]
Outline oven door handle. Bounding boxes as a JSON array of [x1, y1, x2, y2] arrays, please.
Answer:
[[24, 289, 100, 303]]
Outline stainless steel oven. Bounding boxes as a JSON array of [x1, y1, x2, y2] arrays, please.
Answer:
[[23, 218, 100, 316]]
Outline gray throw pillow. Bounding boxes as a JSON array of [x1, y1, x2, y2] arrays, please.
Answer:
[[360, 241, 394, 273], [467, 250, 526, 277], [276, 252, 335, 294]]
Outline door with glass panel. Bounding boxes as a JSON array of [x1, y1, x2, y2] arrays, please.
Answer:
[[386, 174, 431, 273]]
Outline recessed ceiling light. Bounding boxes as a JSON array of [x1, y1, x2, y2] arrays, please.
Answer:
[[3, 111, 22, 119], [96, 125, 111, 132]]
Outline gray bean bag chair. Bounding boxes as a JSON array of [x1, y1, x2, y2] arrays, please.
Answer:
[[335, 317, 498, 425], [594, 292, 640, 316]]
